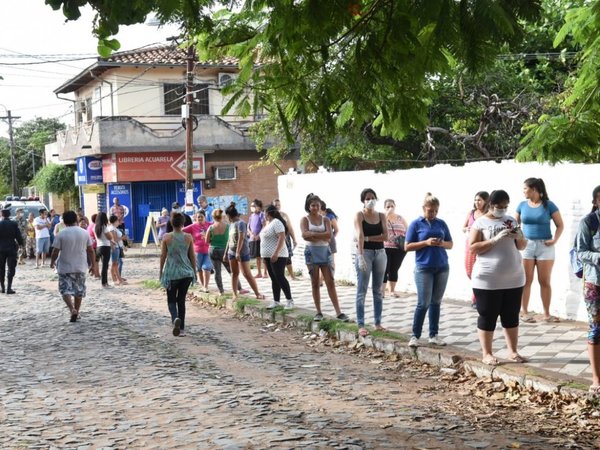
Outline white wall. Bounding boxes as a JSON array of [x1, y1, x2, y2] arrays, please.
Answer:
[[278, 161, 598, 321]]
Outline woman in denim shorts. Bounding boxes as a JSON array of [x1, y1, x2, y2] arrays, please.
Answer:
[[515, 178, 564, 323]]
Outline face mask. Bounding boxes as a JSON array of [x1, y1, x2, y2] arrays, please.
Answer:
[[250, 207, 256, 213], [365, 199, 377, 209], [492, 208, 506, 218]]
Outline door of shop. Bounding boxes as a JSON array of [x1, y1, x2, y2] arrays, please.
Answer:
[[131, 181, 178, 242]]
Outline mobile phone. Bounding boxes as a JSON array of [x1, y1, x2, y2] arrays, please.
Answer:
[[510, 226, 520, 234]]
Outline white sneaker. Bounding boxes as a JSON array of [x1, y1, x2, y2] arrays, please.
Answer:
[[408, 336, 419, 348], [266, 301, 281, 310], [284, 300, 294, 310], [428, 335, 446, 346]]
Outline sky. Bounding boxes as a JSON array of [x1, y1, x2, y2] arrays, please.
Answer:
[[0, 0, 181, 138]]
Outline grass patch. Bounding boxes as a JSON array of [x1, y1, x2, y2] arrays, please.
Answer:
[[335, 278, 355, 287], [319, 318, 359, 336], [564, 381, 588, 391], [142, 279, 162, 290], [234, 298, 262, 314], [370, 329, 408, 342]]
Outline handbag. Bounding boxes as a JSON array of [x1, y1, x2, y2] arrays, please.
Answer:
[[393, 234, 405, 248]]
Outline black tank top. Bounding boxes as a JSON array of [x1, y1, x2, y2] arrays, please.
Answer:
[[362, 213, 384, 250]]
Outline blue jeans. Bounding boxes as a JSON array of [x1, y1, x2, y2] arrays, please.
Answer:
[[412, 265, 449, 338], [355, 248, 387, 328]]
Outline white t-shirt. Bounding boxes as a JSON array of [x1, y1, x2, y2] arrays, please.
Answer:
[[52, 226, 92, 274], [259, 219, 289, 259], [471, 215, 525, 290], [33, 216, 50, 239], [96, 225, 112, 247]]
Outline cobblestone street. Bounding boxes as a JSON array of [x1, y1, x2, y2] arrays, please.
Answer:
[[0, 255, 595, 449]]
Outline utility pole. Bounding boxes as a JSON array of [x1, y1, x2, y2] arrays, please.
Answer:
[[0, 109, 20, 196], [185, 44, 195, 192]]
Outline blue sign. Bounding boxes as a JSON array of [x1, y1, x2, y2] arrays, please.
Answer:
[[76, 156, 103, 185], [107, 184, 133, 240]]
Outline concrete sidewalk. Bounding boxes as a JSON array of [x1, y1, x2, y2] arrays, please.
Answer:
[[128, 246, 592, 389], [249, 275, 592, 388]]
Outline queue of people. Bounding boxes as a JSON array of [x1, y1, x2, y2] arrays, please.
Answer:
[[6, 179, 600, 393]]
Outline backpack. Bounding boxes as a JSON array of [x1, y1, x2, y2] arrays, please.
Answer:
[[570, 211, 600, 278]]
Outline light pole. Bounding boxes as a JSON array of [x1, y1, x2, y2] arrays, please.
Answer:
[[0, 105, 20, 196]]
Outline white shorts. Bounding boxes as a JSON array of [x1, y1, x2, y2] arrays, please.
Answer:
[[522, 239, 555, 261]]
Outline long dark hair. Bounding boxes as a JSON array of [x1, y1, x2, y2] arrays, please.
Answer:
[[265, 204, 288, 234], [225, 202, 239, 219], [94, 212, 108, 237], [524, 177, 549, 208], [320, 200, 338, 219], [471, 191, 490, 213], [304, 193, 322, 213]]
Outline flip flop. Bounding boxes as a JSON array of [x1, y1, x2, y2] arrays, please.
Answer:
[[375, 326, 387, 332], [543, 315, 560, 323], [482, 355, 499, 366], [508, 354, 528, 363], [255, 294, 265, 300], [358, 328, 369, 337], [520, 314, 536, 323]]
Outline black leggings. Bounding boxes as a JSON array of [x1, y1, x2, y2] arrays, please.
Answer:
[[264, 257, 292, 303], [473, 286, 523, 331], [210, 247, 241, 293], [98, 246, 111, 285], [167, 277, 193, 330], [384, 247, 406, 283]]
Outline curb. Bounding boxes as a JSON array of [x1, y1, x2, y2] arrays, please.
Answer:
[[189, 290, 591, 398]]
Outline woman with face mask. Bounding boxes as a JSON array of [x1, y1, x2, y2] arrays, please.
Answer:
[[405, 193, 453, 348], [469, 190, 528, 365], [354, 188, 388, 337]]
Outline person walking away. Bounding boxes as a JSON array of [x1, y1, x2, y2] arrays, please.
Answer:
[[95, 212, 116, 288], [50, 211, 96, 322], [469, 190, 528, 365], [383, 198, 408, 298], [206, 209, 245, 295], [463, 191, 490, 308], [354, 188, 388, 337], [301, 194, 348, 323], [183, 210, 213, 292], [248, 199, 267, 278], [14, 208, 27, 265], [224, 203, 264, 301], [0, 204, 23, 294], [262, 205, 295, 309], [576, 185, 600, 394], [159, 213, 196, 337], [273, 198, 298, 280], [515, 177, 564, 323], [34, 208, 52, 268], [405, 192, 453, 348]]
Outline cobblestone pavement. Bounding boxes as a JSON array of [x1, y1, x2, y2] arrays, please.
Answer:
[[0, 253, 585, 449]]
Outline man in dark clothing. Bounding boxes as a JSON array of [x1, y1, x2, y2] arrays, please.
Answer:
[[166, 201, 192, 233], [0, 205, 24, 294]]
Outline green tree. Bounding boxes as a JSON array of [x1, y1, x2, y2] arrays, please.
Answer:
[[518, 1, 600, 163], [0, 117, 65, 191], [32, 163, 76, 203]]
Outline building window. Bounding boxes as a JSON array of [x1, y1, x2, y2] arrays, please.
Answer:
[[76, 97, 93, 125], [163, 83, 209, 115]]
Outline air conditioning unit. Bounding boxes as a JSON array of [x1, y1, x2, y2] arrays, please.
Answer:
[[215, 166, 237, 180], [218, 72, 237, 88]]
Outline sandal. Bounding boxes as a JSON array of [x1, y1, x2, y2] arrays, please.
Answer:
[[375, 325, 387, 332], [589, 385, 600, 395], [543, 315, 560, 323], [508, 354, 528, 363], [482, 355, 499, 366], [520, 314, 536, 324], [358, 328, 369, 337], [255, 293, 265, 300]]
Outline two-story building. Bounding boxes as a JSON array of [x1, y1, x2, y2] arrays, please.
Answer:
[[51, 43, 298, 241]]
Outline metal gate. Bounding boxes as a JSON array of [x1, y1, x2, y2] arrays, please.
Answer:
[[131, 181, 178, 242]]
